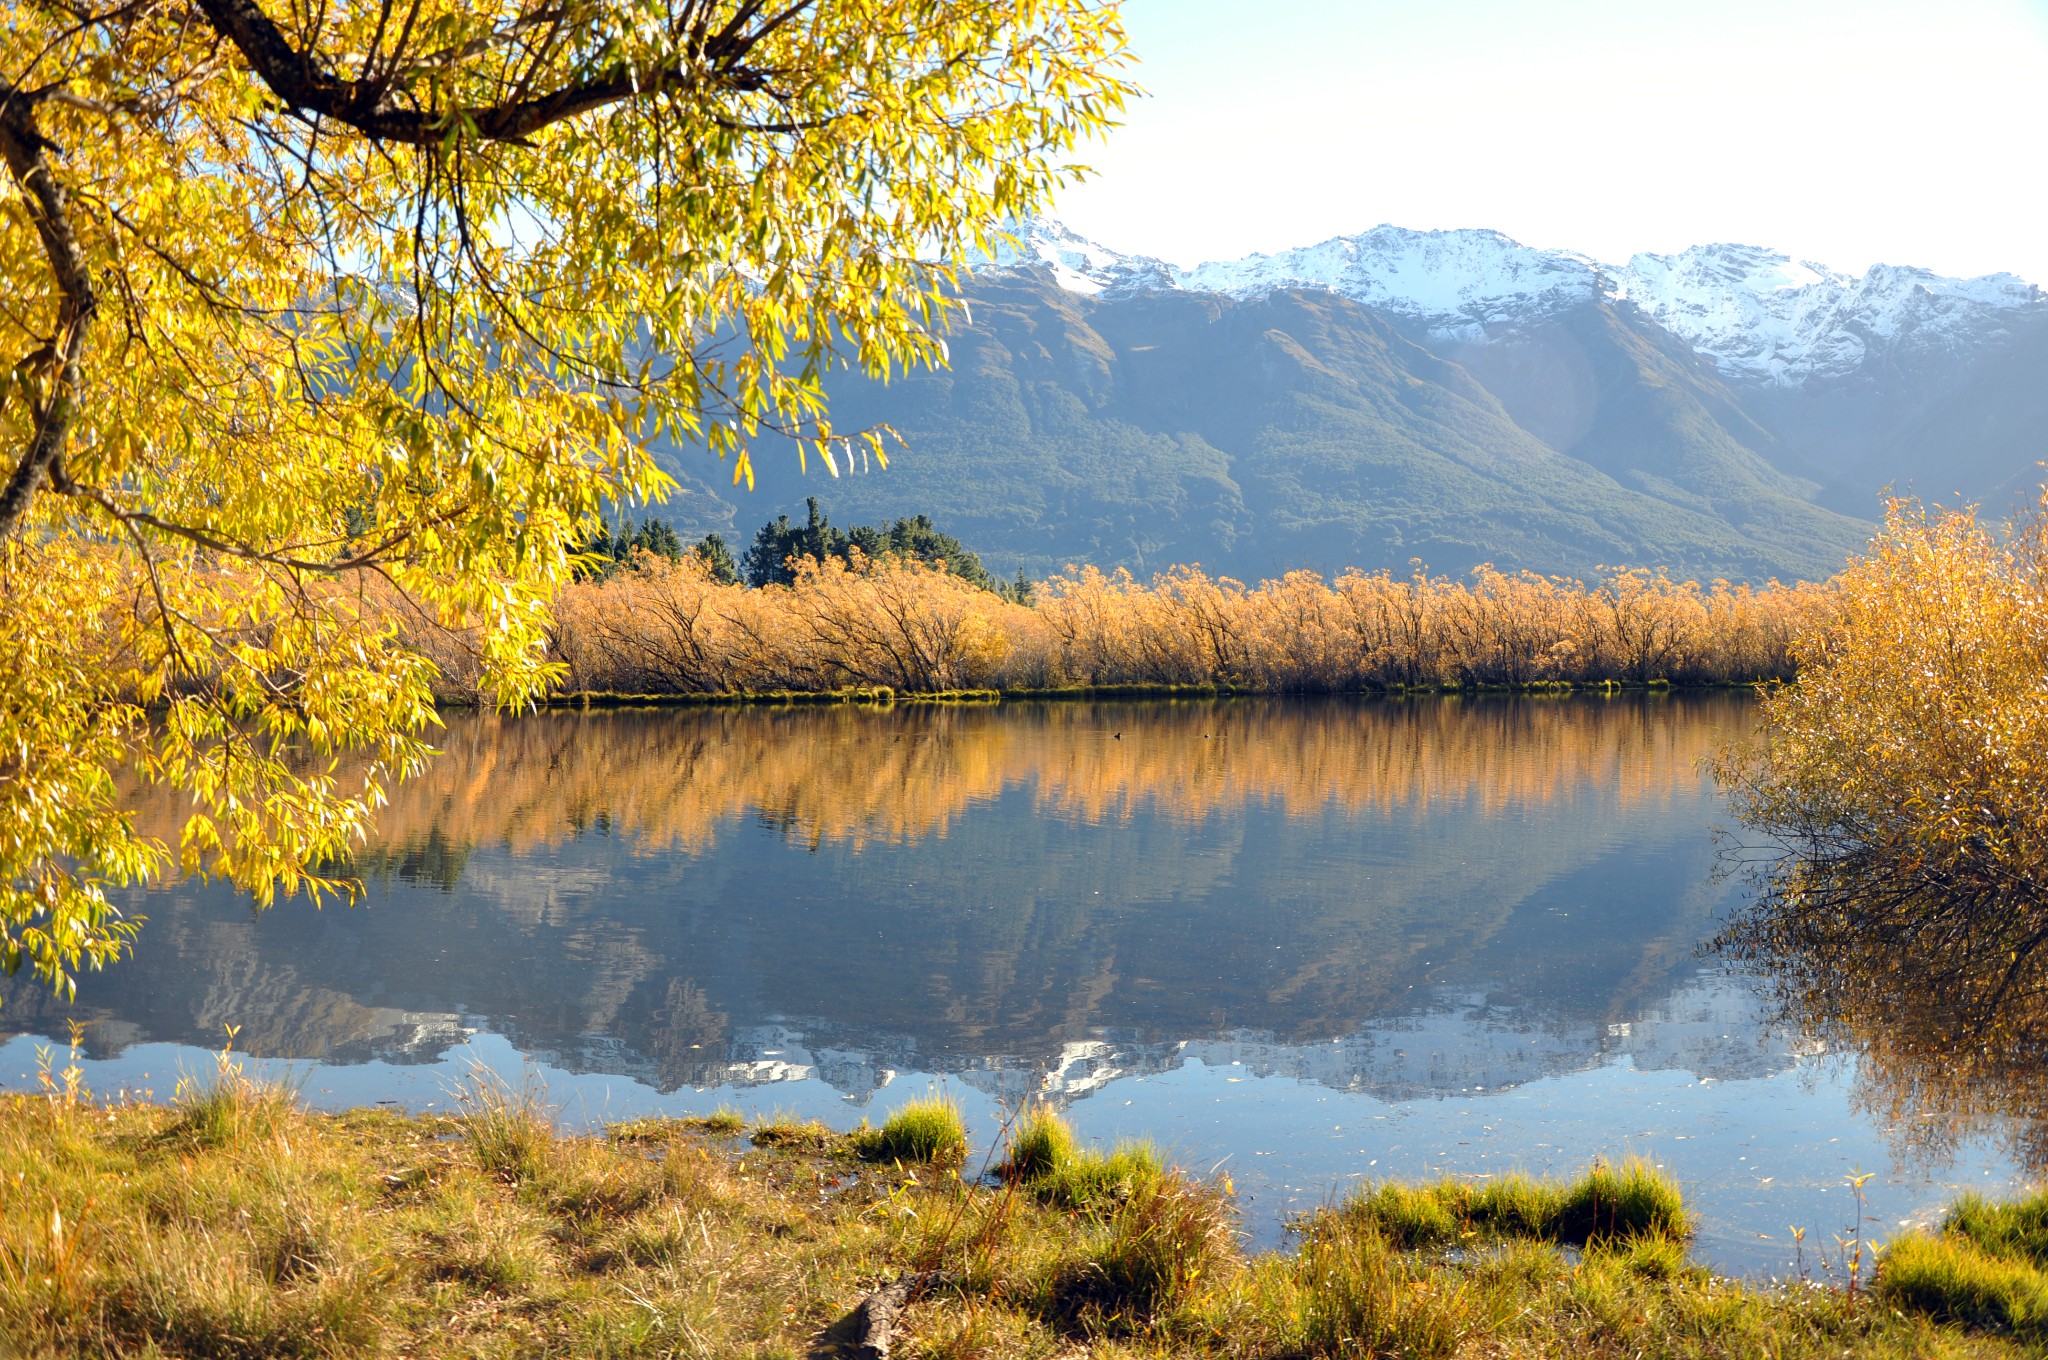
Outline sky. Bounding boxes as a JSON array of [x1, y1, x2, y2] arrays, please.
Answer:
[[1052, 0, 2048, 282]]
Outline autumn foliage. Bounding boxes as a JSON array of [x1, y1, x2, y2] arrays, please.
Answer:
[[335, 693, 1731, 862], [539, 551, 1828, 697], [1718, 495, 2048, 1172], [1720, 495, 2048, 908]]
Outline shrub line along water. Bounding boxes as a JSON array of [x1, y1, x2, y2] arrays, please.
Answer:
[[431, 550, 1831, 700]]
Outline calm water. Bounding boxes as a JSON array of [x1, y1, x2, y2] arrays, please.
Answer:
[[1, 696, 2032, 1271]]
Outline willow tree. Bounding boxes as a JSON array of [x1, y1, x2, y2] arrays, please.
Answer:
[[0, 0, 1131, 993]]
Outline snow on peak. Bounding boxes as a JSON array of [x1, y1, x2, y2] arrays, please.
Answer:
[[968, 216, 1172, 296], [969, 218, 2044, 387], [1175, 227, 1603, 340], [1613, 244, 2042, 384]]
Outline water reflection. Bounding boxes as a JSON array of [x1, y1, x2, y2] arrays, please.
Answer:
[[1720, 859, 2048, 1173], [3, 694, 2029, 1266], [8, 696, 1747, 1095]]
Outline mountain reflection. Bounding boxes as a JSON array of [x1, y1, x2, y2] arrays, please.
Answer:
[[6, 695, 1764, 1102], [1721, 860, 2048, 1172]]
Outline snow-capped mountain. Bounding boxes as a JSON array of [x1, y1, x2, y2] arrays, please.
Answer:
[[1178, 227, 1604, 343], [1614, 245, 2041, 386], [637, 215, 2048, 586], [973, 216, 1174, 296], [980, 217, 2045, 389]]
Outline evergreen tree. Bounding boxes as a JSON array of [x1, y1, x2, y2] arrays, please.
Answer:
[[743, 497, 849, 586], [576, 515, 685, 579], [694, 534, 741, 586], [632, 519, 684, 561], [848, 513, 999, 591], [741, 500, 1017, 595]]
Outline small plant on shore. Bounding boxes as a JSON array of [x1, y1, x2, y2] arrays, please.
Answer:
[[751, 1112, 838, 1152], [33, 1020, 90, 1126], [452, 1062, 555, 1183], [1334, 1158, 1689, 1248], [608, 1106, 747, 1141], [692, 1105, 747, 1136], [167, 1024, 298, 1149], [993, 1103, 1165, 1213], [854, 1095, 969, 1165]]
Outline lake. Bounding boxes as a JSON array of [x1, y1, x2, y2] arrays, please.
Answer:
[[1, 695, 2031, 1272]]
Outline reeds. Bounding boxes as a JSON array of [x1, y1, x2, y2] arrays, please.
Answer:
[[525, 550, 1826, 701]]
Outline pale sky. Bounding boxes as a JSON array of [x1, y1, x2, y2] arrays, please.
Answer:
[[1053, 0, 2048, 281]]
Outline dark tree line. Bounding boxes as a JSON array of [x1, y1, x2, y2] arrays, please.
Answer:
[[740, 497, 1013, 593], [577, 499, 1030, 601], [577, 518, 738, 584]]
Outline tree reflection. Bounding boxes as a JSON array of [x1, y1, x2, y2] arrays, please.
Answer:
[[1719, 859, 2048, 1171], [352, 694, 1732, 861], [13, 695, 1753, 1097]]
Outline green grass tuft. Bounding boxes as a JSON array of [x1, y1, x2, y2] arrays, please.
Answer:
[[1879, 1232, 2048, 1337], [852, 1095, 969, 1165], [163, 1033, 300, 1151], [1334, 1159, 1688, 1249], [1049, 1168, 1236, 1335], [750, 1113, 837, 1151], [165, 1074, 299, 1151], [691, 1104, 748, 1136], [1285, 1215, 1470, 1358], [993, 1103, 1164, 1213], [1946, 1190, 2048, 1270], [995, 1102, 1077, 1184], [452, 1064, 556, 1183], [1549, 1158, 1690, 1244]]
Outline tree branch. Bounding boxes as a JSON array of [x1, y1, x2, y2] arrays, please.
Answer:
[[193, 0, 793, 147], [0, 80, 97, 543]]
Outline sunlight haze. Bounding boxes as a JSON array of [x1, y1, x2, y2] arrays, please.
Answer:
[[1056, 0, 2048, 281]]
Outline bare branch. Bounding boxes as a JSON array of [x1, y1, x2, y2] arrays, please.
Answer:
[[194, 0, 800, 147], [0, 78, 97, 542]]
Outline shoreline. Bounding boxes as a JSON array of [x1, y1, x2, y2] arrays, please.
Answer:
[[448, 678, 1763, 711], [3, 1079, 2037, 1357]]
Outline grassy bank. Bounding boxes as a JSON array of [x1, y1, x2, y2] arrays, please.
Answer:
[[4, 1064, 2043, 1359]]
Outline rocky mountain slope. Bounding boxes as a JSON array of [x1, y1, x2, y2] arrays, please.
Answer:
[[652, 220, 2046, 582]]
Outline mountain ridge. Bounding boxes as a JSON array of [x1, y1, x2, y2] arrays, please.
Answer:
[[644, 220, 2044, 584], [989, 216, 2046, 389]]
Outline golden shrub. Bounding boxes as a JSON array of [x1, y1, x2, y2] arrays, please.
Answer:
[[540, 553, 1825, 698], [1721, 495, 2048, 905]]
